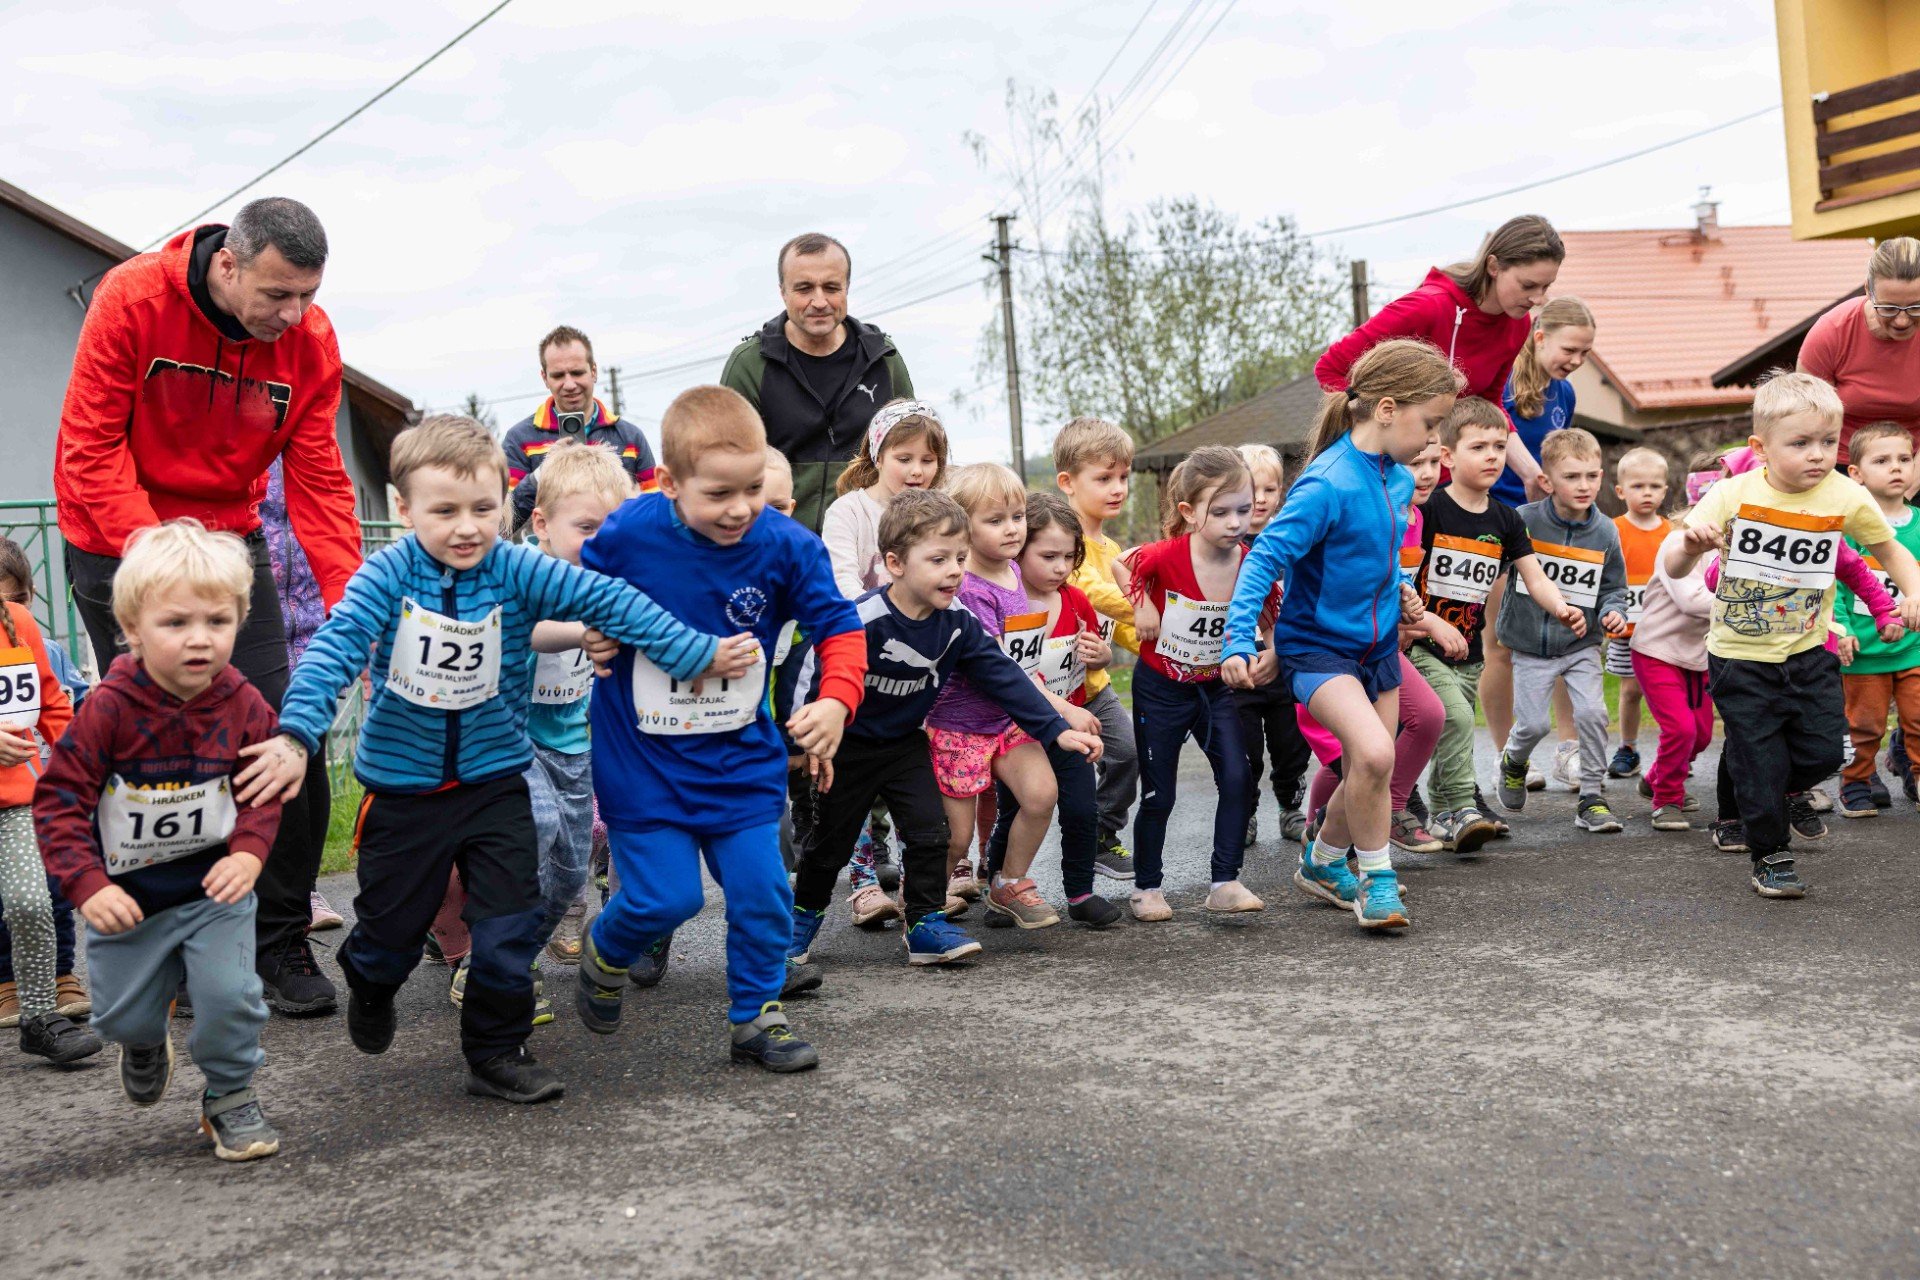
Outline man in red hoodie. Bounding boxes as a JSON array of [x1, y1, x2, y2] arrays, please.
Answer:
[[53, 196, 356, 1018]]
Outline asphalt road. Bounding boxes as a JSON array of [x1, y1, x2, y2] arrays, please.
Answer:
[[4, 742, 1919, 1279]]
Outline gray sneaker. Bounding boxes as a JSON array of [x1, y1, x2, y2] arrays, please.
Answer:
[[1442, 806, 1499, 854], [200, 1087, 281, 1162], [1280, 809, 1309, 843], [1093, 843, 1135, 881], [1575, 795, 1624, 833], [1650, 804, 1691, 831], [1497, 751, 1529, 812]]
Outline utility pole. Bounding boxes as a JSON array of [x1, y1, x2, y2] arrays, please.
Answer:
[[607, 366, 625, 418], [1350, 259, 1370, 328], [989, 214, 1026, 484]]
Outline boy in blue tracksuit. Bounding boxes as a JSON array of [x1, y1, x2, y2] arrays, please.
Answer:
[[241, 415, 747, 1105], [572, 386, 868, 1073]]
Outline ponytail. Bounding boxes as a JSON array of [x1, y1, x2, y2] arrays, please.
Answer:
[[1311, 338, 1458, 461], [1509, 296, 1596, 419]]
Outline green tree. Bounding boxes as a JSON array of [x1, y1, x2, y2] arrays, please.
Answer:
[[461, 392, 500, 436]]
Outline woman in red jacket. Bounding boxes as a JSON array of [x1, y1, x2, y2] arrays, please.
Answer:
[[1316, 215, 1565, 496]]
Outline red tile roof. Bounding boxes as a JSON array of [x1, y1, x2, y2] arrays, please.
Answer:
[[1554, 225, 1870, 412]]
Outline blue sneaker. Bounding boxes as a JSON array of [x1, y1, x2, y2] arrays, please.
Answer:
[[1293, 850, 1359, 908], [1352, 868, 1410, 930], [902, 912, 983, 966], [787, 905, 826, 964]]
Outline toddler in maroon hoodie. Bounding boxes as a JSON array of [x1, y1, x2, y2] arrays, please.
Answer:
[[35, 521, 286, 1162]]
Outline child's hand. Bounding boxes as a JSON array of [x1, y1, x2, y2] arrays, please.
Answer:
[[1600, 610, 1628, 638], [581, 627, 621, 676], [1558, 603, 1588, 638], [0, 724, 35, 767], [1075, 625, 1110, 669], [808, 755, 834, 793], [234, 734, 309, 806], [1429, 617, 1469, 660], [1880, 620, 1907, 645], [1838, 633, 1859, 667], [80, 884, 143, 935], [1066, 704, 1101, 737], [786, 699, 849, 760], [1682, 523, 1723, 556], [1055, 728, 1104, 762], [202, 851, 263, 905], [1250, 650, 1281, 687], [1399, 583, 1425, 626], [1901, 597, 1920, 633], [1221, 655, 1255, 690], [1134, 599, 1161, 647], [700, 633, 760, 682]]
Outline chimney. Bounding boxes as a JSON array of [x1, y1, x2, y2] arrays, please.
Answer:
[[1693, 185, 1721, 240]]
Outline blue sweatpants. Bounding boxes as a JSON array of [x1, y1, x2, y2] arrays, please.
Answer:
[[526, 743, 594, 946], [590, 822, 788, 1025]]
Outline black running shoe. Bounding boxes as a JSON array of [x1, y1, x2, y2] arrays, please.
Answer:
[[781, 960, 823, 998], [626, 933, 672, 990], [466, 1046, 565, 1103], [729, 1001, 819, 1073], [576, 934, 626, 1034], [1068, 895, 1123, 928], [1709, 820, 1749, 853], [258, 936, 337, 1016], [121, 1036, 174, 1107], [20, 1011, 102, 1065], [1868, 770, 1893, 809], [1751, 853, 1807, 899], [1787, 793, 1827, 841], [344, 981, 396, 1055]]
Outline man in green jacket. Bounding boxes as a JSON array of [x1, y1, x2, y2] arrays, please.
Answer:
[[720, 233, 914, 533]]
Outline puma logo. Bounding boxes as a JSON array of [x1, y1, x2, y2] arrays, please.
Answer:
[[878, 638, 943, 686], [857, 383, 877, 402]]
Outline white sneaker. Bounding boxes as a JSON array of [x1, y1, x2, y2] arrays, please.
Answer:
[[1129, 889, 1172, 922], [1551, 740, 1583, 791], [1203, 881, 1265, 913]]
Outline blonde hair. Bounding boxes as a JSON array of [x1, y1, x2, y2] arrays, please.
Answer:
[[1053, 416, 1135, 476], [836, 402, 949, 496], [392, 415, 510, 498], [945, 462, 1027, 517], [534, 438, 632, 516], [1162, 445, 1251, 538], [1614, 445, 1668, 484], [660, 385, 767, 479], [112, 519, 253, 634], [1443, 214, 1565, 303], [1752, 369, 1844, 436], [1869, 237, 1920, 284], [1539, 427, 1602, 471], [1509, 296, 1596, 419], [1312, 338, 1458, 460], [762, 447, 794, 485], [878, 488, 969, 561], [1441, 395, 1509, 449], [1238, 443, 1284, 487]]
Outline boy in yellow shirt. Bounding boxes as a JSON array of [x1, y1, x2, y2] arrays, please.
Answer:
[[1670, 373, 1920, 897]]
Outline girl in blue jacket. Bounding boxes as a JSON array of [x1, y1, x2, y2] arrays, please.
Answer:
[[1224, 338, 1457, 931]]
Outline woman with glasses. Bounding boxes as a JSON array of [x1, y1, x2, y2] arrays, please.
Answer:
[[1799, 237, 1920, 471]]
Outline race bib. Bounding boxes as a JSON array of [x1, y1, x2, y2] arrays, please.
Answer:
[[1517, 539, 1606, 611], [1723, 505, 1841, 591], [771, 621, 800, 667], [1852, 554, 1901, 618], [1033, 634, 1084, 700], [1424, 535, 1502, 605], [1156, 591, 1228, 669], [1621, 575, 1650, 634], [388, 599, 502, 711], [531, 649, 593, 705], [1399, 545, 1425, 589], [97, 775, 237, 875], [0, 648, 41, 723], [632, 651, 767, 735], [999, 611, 1050, 669], [1096, 615, 1117, 645]]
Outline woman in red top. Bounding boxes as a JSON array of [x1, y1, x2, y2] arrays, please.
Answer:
[[1123, 448, 1276, 921], [981, 493, 1121, 927], [1317, 215, 1565, 495], [1798, 237, 1920, 470]]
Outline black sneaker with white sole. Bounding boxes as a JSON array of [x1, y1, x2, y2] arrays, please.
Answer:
[[466, 1046, 565, 1103], [1709, 820, 1749, 853], [257, 936, 337, 1016], [1751, 853, 1807, 898], [1787, 793, 1827, 841]]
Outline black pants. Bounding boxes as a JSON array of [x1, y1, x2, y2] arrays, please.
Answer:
[[984, 737, 1098, 898], [1232, 680, 1311, 814], [338, 776, 543, 1065], [67, 537, 330, 955], [1708, 648, 1844, 859], [793, 733, 949, 924]]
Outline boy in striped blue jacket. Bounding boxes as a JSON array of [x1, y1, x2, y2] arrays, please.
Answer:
[[238, 416, 755, 1104]]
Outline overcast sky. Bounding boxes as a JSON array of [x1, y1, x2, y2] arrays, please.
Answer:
[[7, 0, 1790, 464]]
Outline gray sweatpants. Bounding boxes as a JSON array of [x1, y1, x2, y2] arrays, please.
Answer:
[[87, 894, 267, 1095], [1085, 684, 1140, 847], [1504, 647, 1610, 797]]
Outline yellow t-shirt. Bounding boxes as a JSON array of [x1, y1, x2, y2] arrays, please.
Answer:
[[1688, 468, 1895, 662], [1070, 531, 1137, 696]]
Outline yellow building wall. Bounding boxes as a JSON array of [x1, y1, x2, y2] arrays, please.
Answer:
[[1778, 0, 1920, 240]]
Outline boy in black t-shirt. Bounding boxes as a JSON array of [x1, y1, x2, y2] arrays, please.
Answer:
[[1410, 397, 1582, 852]]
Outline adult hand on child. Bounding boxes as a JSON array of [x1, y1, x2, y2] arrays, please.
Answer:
[[1557, 603, 1587, 638], [581, 627, 621, 677], [1220, 655, 1255, 690], [0, 724, 35, 767], [786, 699, 849, 760], [234, 734, 309, 806], [203, 852, 263, 905], [1056, 728, 1104, 762], [1838, 633, 1859, 667], [80, 884, 143, 935]]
